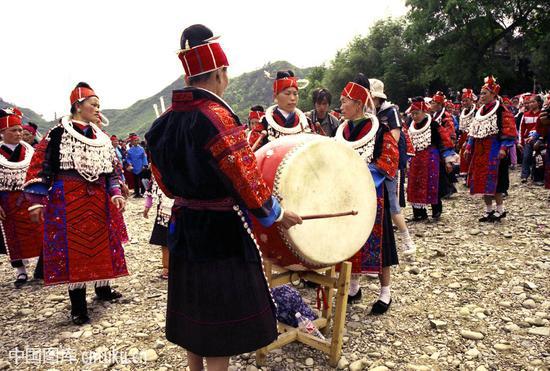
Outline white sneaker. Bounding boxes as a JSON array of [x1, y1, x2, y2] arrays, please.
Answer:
[[402, 240, 416, 256]]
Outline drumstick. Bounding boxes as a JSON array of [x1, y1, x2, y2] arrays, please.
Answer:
[[251, 130, 267, 151], [300, 210, 358, 220]]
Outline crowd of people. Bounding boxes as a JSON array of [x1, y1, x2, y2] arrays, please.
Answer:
[[1, 22, 549, 371]]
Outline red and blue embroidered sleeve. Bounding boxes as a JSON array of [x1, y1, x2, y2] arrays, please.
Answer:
[[374, 131, 399, 179], [201, 102, 272, 210]]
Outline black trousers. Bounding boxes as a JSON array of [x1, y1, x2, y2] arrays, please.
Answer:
[[133, 172, 145, 195]]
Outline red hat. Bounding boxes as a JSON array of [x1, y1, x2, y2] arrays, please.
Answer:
[[502, 97, 512, 105], [445, 100, 454, 109], [130, 134, 140, 141], [178, 41, 229, 78], [273, 76, 299, 95], [462, 88, 475, 100], [408, 100, 430, 112], [431, 91, 446, 104], [0, 107, 23, 130], [70, 86, 97, 106], [22, 124, 37, 135], [453, 103, 461, 110], [341, 82, 370, 106], [482, 75, 500, 95], [110, 135, 118, 140], [248, 111, 265, 121]]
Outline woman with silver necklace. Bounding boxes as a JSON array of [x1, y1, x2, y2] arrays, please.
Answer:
[[24, 82, 128, 325]]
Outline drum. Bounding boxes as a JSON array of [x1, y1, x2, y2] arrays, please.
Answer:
[[251, 134, 377, 270]]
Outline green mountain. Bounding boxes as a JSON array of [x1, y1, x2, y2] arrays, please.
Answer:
[[103, 61, 313, 137], [0, 97, 50, 130]]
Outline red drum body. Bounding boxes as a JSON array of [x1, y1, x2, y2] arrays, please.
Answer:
[[251, 134, 377, 270]]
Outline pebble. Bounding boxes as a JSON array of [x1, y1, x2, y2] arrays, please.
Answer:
[[305, 358, 314, 366], [460, 330, 484, 340], [470, 229, 481, 235], [522, 299, 537, 309], [527, 327, 550, 336], [448, 282, 461, 289], [0, 361, 10, 370], [349, 359, 366, 371], [140, 349, 158, 362], [369, 367, 389, 371], [465, 348, 480, 358], [523, 281, 537, 290], [407, 365, 431, 371], [337, 356, 350, 370], [423, 345, 437, 355], [429, 320, 447, 330], [493, 343, 512, 351], [385, 361, 396, 369], [408, 267, 420, 275], [504, 323, 521, 333]]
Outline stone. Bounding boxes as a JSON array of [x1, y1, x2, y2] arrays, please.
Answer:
[[429, 320, 447, 330], [459, 307, 470, 317], [337, 357, 350, 370], [522, 299, 537, 309], [503, 323, 521, 333], [155, 340, 165, 349], [305, 358, 314, 366], [423, 345, 437, 355], [103, 327, 118, 334], [475, 367, 488, 371], [460, 330, 484, 340], [465, 348, 480, 358], [128, 348, 139, 357], [523, 281, 537, 290], [245, 366, 258, 371], [527, 327, 549, 336], [448, 283, 461, 289], [0, 361, 10, 370], [349, 359, 366, 371], [369, 367, 389, 371], [385, 362, 396, 369], [409, 267, 421, 275], [493, 343, 512, 351], [470, 229, 481, 235], [140, 349, 158, 362], [18, 309, 33, 316], [46, 294, 66, 302], [407, 365, 431, 371]]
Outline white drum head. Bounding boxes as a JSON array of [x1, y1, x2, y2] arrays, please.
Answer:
[[275, 137, 377, 266]]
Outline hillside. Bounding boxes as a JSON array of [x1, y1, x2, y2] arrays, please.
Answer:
[[103, 61, 313, 137], [0, 97, 50, 131]]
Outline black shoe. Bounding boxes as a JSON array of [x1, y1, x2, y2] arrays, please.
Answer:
[[432, 212, 442, 220], [14, 273, 28, 288], [412, 213, 429, 222], [69, 287, 88, 325], [95, 286, 123, 301], [478, 211, 495, 222], [370, 298, 392, 315], [521, 178, 528, 184], [347, 288, 362, 304], [71, 313, 90, 325], [493, 211, 507, 221]]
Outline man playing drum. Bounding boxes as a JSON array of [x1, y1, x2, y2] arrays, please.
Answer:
[[145, 24, 302, 371]]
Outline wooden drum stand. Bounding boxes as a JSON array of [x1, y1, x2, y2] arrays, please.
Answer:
[[255, 260, 352, 367]]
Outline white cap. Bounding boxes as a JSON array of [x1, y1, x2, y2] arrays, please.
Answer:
[[369, 78, 387, 100]]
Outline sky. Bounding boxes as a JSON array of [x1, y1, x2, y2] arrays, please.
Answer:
[[0, 0, 407, 120]]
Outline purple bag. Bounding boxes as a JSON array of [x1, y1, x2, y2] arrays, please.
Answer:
[[271, 284, 318, 327]]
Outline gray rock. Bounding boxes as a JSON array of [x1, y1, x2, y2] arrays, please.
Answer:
[[460, 330, 484, 340], [527, 327, 549, 336], [430, 320, 447, 330], [140, 349, 158, 362]]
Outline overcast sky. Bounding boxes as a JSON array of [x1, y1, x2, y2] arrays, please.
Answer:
[[1, 0, 407, 120]]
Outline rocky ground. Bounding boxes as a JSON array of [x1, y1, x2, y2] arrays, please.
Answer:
[[0, 171, 548, 371]]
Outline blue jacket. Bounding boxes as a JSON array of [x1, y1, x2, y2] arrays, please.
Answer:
[[126, 145, 148, 174]]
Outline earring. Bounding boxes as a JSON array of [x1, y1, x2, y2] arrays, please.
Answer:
[[77, 109, 81, 113]]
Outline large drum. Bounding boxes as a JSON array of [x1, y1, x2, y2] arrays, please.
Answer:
[[251, 134, 377, 270]]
